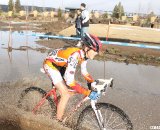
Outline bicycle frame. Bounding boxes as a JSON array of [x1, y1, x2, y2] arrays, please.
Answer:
[[91, 100, 106, 130], [32, 78, 113, 130], [31, 87, 89, 118], [31, 90, 106, 130], [32, 87, 58, 114]]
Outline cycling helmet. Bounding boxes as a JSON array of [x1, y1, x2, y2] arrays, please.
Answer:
[[82, 33, 102, 52]]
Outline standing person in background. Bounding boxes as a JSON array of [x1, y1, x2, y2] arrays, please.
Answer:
[[75, 9, 82, 37], [80, 3, 89, 37], [77, 3, 90, 47]]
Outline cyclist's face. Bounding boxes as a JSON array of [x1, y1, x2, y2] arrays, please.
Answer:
[[87, 49, 98, 59]]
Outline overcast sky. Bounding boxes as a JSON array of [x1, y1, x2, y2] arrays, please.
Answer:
[[0, 0, 160, 14]]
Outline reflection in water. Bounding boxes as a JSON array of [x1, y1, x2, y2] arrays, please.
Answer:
[[8, 22, 12, 49], [0, 30, 47, 82], [26, 23, 30, 68], [1, 30, 160, 96], [7, 49, 12, 64], [87, 60, 160, 95], [26, 49, 30, 68]]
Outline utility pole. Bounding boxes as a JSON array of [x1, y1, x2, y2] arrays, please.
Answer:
[[61, 0, 63, 9], [42, 0, 46, 21], [147, 1, 152, 14], [32, 0, 34, 12], [138, 2, 141, 16], [42, 0, 45, 12]]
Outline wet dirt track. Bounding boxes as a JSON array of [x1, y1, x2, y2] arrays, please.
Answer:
[[0, 26, 160, 130], [87, 60, 160, 130]]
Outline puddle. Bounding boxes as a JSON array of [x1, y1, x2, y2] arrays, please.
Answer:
[[87, 60, 160, 130], [87, 60, 160, 95], [0, 29, 160, 130], [0, 30, 47, 82]]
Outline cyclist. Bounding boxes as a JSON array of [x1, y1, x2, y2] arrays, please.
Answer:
[[43, 33, 102, 121]]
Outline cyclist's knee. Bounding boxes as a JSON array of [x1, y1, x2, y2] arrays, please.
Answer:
[[55, 82, 70, 98], [61, 90, 70, 99]]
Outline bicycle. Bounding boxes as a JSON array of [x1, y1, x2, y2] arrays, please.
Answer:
[[18, 77, 133, 130]]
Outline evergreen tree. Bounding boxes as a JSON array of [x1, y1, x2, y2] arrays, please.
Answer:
[[8, 0, 14, 11], [0, 5, 2, 15], [15, 0, 21, 13], [112, 5, 119, 18], [112, 2, 125, 19], [58, 8, 62, 18], [102, 12, 108, 18], [147, 11, 155, 23], [149, 11, 155, 17]]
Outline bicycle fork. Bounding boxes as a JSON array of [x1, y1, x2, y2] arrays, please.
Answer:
[[91, 100, 106, 130]]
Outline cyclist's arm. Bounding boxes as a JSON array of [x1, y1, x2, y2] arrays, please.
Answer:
[[64, 52, 91, 96], [81, 60, 94, 83]]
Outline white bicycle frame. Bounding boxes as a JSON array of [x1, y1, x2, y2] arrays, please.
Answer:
[[90, 78, 113, 130]]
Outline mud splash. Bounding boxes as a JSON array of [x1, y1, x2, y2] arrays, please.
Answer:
[[0, 119, 21, 130], [0, 104, 70, 130], [0, 78, 70, 130]]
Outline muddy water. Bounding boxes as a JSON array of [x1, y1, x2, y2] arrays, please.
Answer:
[[0, 30, 160, 130], [0, 30, 46, 82], [0, 30, 69, 130], [87, 60, 160, 130]]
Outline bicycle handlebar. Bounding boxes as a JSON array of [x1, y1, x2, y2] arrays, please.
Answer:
[[91, 78, 114, 95]]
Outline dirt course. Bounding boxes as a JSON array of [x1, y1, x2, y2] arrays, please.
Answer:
[[59, 24, 160, 44], [37, 39, 160, 66], [0, 20, 160, 130], [36, 21, 160, 66]]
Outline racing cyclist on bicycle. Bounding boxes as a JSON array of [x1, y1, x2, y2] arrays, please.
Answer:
[[43, 33, 102, 121]]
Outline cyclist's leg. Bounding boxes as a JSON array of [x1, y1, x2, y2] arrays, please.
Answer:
[[55, 81, 70, 121], [43, 64, 70, 121]]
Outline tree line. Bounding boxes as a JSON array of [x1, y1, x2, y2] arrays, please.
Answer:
[[8, 0, 21, 13], [7, 0, 125, 18], [3, 1, 156, 19]]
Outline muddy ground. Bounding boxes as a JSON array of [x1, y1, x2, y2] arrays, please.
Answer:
[[37, 20, 160, 66], [0, 20, 160, 130], [37, 39, 160, 66], [0, 20, 71, 33], [0, 78, 71, 130], [1, 20, 160, 66]]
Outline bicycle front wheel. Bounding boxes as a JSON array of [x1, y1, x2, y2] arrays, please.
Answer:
[[76, 103, 133, 130], [17, 86, 56, 118]]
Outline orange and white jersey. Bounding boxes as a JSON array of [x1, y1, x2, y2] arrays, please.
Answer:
[[44, 47, 94, 96]]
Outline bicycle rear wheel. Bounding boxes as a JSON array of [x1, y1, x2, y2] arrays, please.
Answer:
[[76, 103, 133, 130], [17, 86, 56, 118]]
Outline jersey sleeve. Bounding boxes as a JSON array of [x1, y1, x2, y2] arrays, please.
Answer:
[[81, 60, 94, 83], [64, 52, 91, 96]]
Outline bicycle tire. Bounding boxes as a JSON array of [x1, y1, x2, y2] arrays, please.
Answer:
[[17, 86, 56, 118], [76, 103, 133, 130]]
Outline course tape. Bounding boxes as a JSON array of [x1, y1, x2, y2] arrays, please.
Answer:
[[101, 41, 160, 50], [20, 33, 160, 50]]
